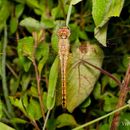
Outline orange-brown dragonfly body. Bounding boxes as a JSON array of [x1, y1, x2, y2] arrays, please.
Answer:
[[57, 27, 70, 108]]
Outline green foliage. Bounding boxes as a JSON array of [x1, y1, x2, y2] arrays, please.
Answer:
[[0, 122, 15, 130], [47, 57, 59, 110], [56, 114, 78, 128], [0, 0, 129, 130], [92, 0, 125, 46]]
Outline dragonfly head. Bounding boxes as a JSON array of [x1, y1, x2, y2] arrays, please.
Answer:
[[57, 27, 70, 39]]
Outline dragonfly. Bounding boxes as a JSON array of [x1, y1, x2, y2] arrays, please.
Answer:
[[5, 27, 130, 112]]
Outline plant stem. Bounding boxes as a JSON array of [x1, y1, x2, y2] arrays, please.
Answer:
[[32, 32, 45, 121], [66, 3, 72, 26], [33, 60, 46, 121], [1, 24, 14, 116], [72, 104, 130, 130], [110, 63, 130, 130], [82, 60, 122, 87], [42, 110, 51, 130], [32, 120, 40, 130]]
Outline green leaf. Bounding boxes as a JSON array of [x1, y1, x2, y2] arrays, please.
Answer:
[[11, 118, 27, 124], [10, 77, 20, 95], [56, 114, 78, 128], [80, 98, 91, 109], [47, 57, 59, 110], [98, 124, 109, 130], [27, 98, 42, 120], [56, 43, 104, 112], [67, 43, 104, 112], [21, 74, 31, 91], [93, 83, 101, 99], [118, 112, 130, 130], [51, 32, 58, 52], [122, 54, 130, 68], [15, 4, 25, 18], [0, 122, 15, 130], [0, 0, 11, 31], [37, 43, 49, 75], [10, 97, 27, 115], [20, 17, 44, 32], [10, 17, 18, 34], [26, 0, 39, 9], [41, 18, 55, 29], [92, 0, 125, 46], [71, 0, 82, 5], [18, 36, 34, 61], [108, 73, 121, 88], [103, 94, 118, 112], [0, 99, 3, 119]]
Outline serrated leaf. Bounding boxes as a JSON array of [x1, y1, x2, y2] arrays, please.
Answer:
[[0, 122, 15, 130], [18, 36, 34, 61], [71, 0, 82, 5], [56, 114, 78, 128], [10, 97, 27, 115], [92, 0, 125, 46], [47, 57, 59, 110]]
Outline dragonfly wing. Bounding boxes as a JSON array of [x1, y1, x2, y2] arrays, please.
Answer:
[[66, 43, 104, 112]]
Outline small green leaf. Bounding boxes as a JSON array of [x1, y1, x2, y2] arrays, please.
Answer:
[[15, 4, 24, 18], [103, 94, 118, 112], [11, 118, 27, 124], [10, 97, 27, 115], [71, 0, 82, 5], [37, 43, 49, 75], [98, 124, 109, 130], [47, 57, 59, 110], [10, 77, 20, 95], [27, 98, 42, 120], [26, 0, 39, 8], [56, 114, 78, 128], [0, 100, 3, 119], [20, 17, 44, 32], [93, 83, 101, 99], [80, 98, 91, 109], [122, 54, 130, 68], [51, 32, 58, 52], [108, 73, 121, 88], [10, 17, 18, 34], [18, 36, 34, 61], [21, 74, 31, 91], [0, 0, 11, 31], [0, 122, 15, 130]]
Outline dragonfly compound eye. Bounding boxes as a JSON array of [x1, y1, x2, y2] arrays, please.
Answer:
[[57, 27, 70, 39]]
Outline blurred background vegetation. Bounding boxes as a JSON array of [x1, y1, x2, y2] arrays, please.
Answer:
[[0, 0, 130, 130]]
